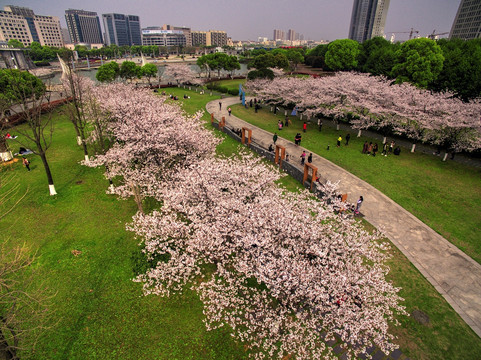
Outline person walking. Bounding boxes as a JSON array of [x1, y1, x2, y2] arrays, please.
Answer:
[[219, 101, 222, 110], [295, 133, 302, 146], [300, 151, 306, 165], [381, 142, 389, 156], [284, 116, 289, 127], [345, 133, 351, 146], [303, 122, 307, 133], [273, 132, 278, 144], [22, 157, 30, 171], [389, 140, 395, 153], [228, 107, 232, 116], [337, 135, 342, 147], [362, 141, 368, 154], [355, 196, 363, 214], [307, 153, 313, 163]]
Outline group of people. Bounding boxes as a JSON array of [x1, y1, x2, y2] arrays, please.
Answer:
[[362, 140, 400, 156], [300, 151, 313, 165]]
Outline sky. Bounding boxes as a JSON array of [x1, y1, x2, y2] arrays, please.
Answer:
[[0, 0, 460, 42]]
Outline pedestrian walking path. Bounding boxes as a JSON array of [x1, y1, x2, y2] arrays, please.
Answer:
[[207, 97, 481, 339]]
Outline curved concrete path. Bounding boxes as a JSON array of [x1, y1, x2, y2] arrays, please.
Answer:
[[207, 97, 481, 338]]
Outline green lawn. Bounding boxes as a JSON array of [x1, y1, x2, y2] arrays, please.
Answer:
[[1, 88, 480, 359], [229, 103, 481, 264]]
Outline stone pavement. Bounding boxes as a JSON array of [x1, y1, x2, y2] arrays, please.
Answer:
[[207, 97, 481, 339]]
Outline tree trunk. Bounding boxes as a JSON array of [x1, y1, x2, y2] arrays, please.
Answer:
[[357, 129, 362, 137], [383, 136, 387, 144], [39, 151, 56, 195], [442, 152, 448, 161], [411, 143, 416, 153]]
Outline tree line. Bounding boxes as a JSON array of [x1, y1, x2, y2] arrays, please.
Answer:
[[305, 37, 481, 102]]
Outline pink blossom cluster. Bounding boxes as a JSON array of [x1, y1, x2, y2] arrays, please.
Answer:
[[245, 72, 481, 151], [85, 82, 406, 358], [162, 63, 202, 85], [85, 83, 219, 199], [130, 154, 406, 359]]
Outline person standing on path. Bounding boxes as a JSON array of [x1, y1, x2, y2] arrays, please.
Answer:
[[345, 133, 351, 146], [300, 151, 306, 165], [303, 122, 307, 133], [355, 196, 363, 214], [228, 107, 232, 116], [337, 136, 342, 147], [22, 157, 30, 171], [219, 101, 222, 110], [307, 153, 313, 163], [273, 132, 278, 144]]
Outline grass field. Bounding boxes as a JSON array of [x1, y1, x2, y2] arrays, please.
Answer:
[[1, 87, 480, 359], [229, 103, 481, 265]]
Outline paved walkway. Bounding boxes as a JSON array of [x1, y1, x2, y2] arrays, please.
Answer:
[[207, 97, 481, 339]]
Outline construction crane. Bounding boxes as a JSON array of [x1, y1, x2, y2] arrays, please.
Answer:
[[388, 28, 419, 43], [427, 30, 449, 40]]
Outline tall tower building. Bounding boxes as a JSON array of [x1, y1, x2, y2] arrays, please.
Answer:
[[0, 5, 63, 47], [348, 0, 390, 43], [450, 0, 481, 40], [65, 9, 103, 44], [273, 29, 285, 41], [102, 13, 141, 46], [287, 29, 296, 41]]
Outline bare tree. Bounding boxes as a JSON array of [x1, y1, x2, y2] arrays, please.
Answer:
[[0, 69, 57, 195], [59, 52, 92, 163], [0, 244, 55, 359]]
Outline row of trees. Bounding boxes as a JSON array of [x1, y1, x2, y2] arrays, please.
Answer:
[[305, 37, 481, 101], [85, 82, 406, 359], [8, 39, 218, 64], [245, 72, 481, 157], [96, 61, 158, 84], [196, 53, 241, 77]]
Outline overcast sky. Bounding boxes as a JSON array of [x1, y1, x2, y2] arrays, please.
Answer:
[[1, 0, 460, 42]]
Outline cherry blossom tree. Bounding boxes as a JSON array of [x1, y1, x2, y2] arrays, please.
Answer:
[[86, 83, 218, 211], [162, 63, 202, 86], [131, 154, 406, 359], [245, 72, 481, 154]]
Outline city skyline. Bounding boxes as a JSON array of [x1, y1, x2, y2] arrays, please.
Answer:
[[0, 0, 460, 42]]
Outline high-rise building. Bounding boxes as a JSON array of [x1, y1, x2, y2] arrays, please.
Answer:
[[273, 29, 285, 41], [287, 29, 296, 41], [65, 9, 103, 44], [0, 5, 63, 47], [348, 0, 390, 43], [102, 13, 141, 46], [450, 0, 481, 40]]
